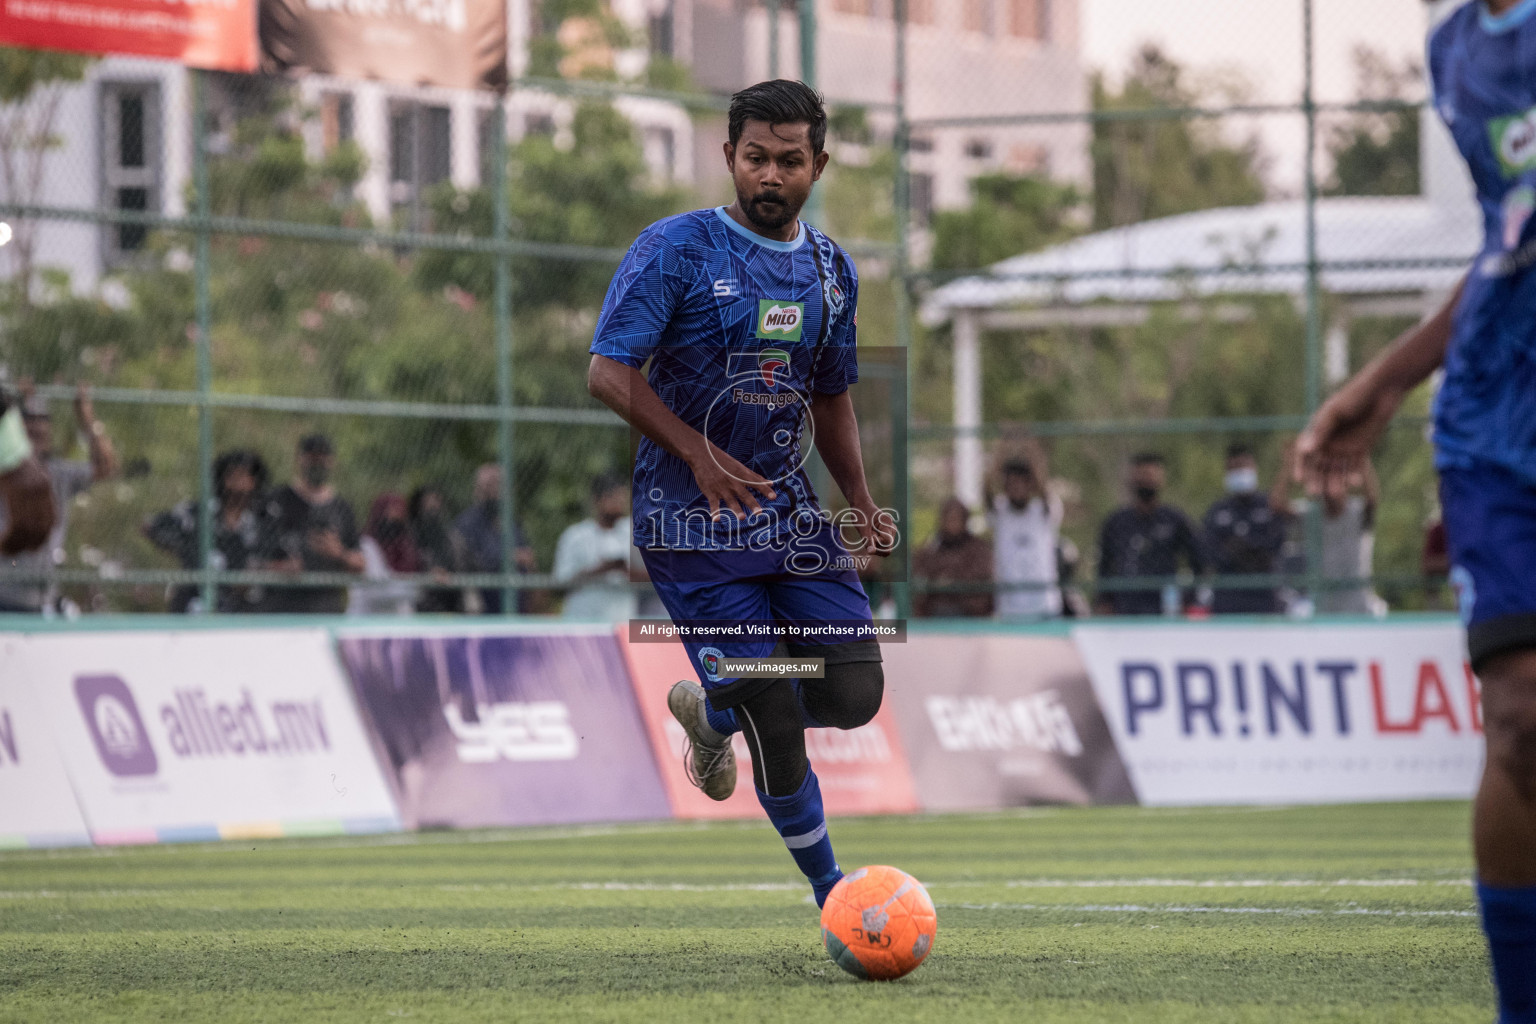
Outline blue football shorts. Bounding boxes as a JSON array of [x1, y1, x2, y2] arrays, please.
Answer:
[[641, 519, 880, 710], [1441, 460, 1536, 670]]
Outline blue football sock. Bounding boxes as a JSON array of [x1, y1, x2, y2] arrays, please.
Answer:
[[1479, 881, 1536, 1023], [703, 702, 738, 739], [756, 768, 841, 907]]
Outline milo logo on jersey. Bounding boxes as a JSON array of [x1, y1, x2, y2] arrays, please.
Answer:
[[1491, 106, 1536, 176], [756, 300, 805, 342]]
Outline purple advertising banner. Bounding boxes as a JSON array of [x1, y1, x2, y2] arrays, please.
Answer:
[[884, 633, 1137, 810], [337, 630, 671, 830]]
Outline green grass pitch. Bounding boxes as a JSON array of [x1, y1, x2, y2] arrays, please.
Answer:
[[0, 802, 1493, 1023]]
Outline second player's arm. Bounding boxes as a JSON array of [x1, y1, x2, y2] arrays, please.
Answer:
[[808, 389, 896, 556], [1296, 277, 1464, 495], [587, 354, 776, 520]]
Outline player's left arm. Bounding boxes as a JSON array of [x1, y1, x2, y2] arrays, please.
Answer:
[[809, 389, 896, 556]]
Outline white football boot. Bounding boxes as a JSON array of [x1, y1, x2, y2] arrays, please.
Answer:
[[666, 680, 737, 801]]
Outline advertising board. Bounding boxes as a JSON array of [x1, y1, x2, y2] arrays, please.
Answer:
[[0, 0, 258, 71], [12, 630, 399, 843], [0, 640, 91, 848], [1073, 622, 1483, 805]]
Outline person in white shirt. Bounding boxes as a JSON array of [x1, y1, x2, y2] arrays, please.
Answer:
[[990, 448, 1063, 619], [555, 473, 640, 622]]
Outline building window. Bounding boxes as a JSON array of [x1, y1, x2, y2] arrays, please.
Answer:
[[642, 126, 676, 183], [649, 1, 674, 57], [100, 82, 160, 264], [1007, 0, 1048, 39], [524, 112, 556, 138], [908, 134, 935, 154], [388, 102, 451, 227], [320, 92, 355, 152], [478, 108, 503, 187], [965, 137, 993, 160], [909, 172, 934, 227], [963, 0, 992, 33]]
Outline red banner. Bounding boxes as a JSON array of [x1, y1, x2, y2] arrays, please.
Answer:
[[0, 0, 257, 71], [617, 630, 920, 820]]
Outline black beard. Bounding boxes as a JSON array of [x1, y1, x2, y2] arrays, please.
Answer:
[[742, 192, 797, 231]]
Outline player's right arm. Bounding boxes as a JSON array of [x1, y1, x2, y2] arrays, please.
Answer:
[[1294, 277, 1464, 500], [587, 354, 776, 521]]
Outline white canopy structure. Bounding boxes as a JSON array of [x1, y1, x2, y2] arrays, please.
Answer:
[[917, 112, 1482, 510]]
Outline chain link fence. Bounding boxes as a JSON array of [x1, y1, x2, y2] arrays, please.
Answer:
[[0, 0, 1474, 618]]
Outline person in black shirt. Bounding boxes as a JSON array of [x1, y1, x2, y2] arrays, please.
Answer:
[[1202, 442, 1291, 614], [144, 449, 270, 613], [1096, 452, 1207, 615], [260, 433, 364, 614]]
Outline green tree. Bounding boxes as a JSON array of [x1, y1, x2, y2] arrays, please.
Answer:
[[1091, 46, 1267, 230], [1324, 47, 1421, 198], [930, 174, 1081, 272]]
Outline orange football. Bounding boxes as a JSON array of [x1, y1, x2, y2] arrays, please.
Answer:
[[820, 865, 937, 980]]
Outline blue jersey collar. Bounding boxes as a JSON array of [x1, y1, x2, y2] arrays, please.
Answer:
[[714, 206, 806, 252], [1482, 0, 1536, 34]]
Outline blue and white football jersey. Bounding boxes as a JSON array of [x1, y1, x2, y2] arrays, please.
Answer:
[[1428, 0, 1536, 484], [590, 207, 859, 550]]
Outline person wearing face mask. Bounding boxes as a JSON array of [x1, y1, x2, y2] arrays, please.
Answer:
[[349, 492, 422, 617], [143, 449, 270, 613], [454, 462, 536, 614], [259, 433, 364, 614], [1202, 442, 1292, 615], [1095, 452, 1208, 616]]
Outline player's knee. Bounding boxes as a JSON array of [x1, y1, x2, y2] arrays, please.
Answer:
[[803, 661, 884, 730], [1481, 649, 1536, 802]]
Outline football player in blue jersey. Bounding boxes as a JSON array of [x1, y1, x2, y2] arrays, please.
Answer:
[[587, 80, 895, 908], [1299, 2, 1536, 1016]]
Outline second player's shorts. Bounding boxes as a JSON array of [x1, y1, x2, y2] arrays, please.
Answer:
[[1441, 461, 1536, 670], [641, 520, 881, 710]]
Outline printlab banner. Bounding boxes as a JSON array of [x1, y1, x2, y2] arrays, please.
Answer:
[[12, 630, 399, 843], [883, 633, 1137, 810], [260, 0, 506, 90], [339, 629, 670, 830], [1073, 622, 1483, 806], [0, 649, 91, 847], [618, 630, 921, 819], [0, 0, 257, 71]]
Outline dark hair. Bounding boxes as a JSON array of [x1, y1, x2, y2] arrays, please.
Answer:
[[1001, 459, 1033, 479], [407, 484, 443, 522], [297, 432, 333, 456], [212, 449, 269, 493], [1130, 451, 1165, 467], [1225, 442, 1254, 461], [728, 80, 828, 156], [591, 471, 626, 500]]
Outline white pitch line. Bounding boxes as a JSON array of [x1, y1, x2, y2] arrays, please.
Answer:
[[1002, 878, 1472, 890], [937, 901, 1477, 919]]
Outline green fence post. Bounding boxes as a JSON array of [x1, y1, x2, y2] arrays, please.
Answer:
[[799, 0, 824, 229], [1301, 0, 1325, 610], [768, 0, 781, 79], [892, 0, 912, 622], [492, 91, 517, 616], [192, 70, 215, 615]]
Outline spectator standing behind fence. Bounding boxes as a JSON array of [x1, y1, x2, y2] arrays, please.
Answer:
[[260, 433, 364, 614], [456, 463, 536, 614], [143, 449, 269, 613], [1096, 452, 1207, 616], [408, 485, 464, 613], [913, 497, 993, 617], [0, 386, 54, 561], [350, 493, 421, 616], [1314, 460, 1381, 616], [991, 447, 1062, 619], [0, 383, 118, 614], [1202, 443, 1291, 615], [554, 473, 640, 622]]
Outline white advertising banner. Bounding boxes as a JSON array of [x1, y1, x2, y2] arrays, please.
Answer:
[[9, 630, 399, 843], [0, 656, 91, 847], [1073, 622, 1483, 806]]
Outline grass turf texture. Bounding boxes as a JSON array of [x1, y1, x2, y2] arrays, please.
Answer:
[[0, 802, 1492, 1023]]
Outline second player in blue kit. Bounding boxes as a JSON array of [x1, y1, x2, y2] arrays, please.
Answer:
[[587, 80, 895, 907]]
